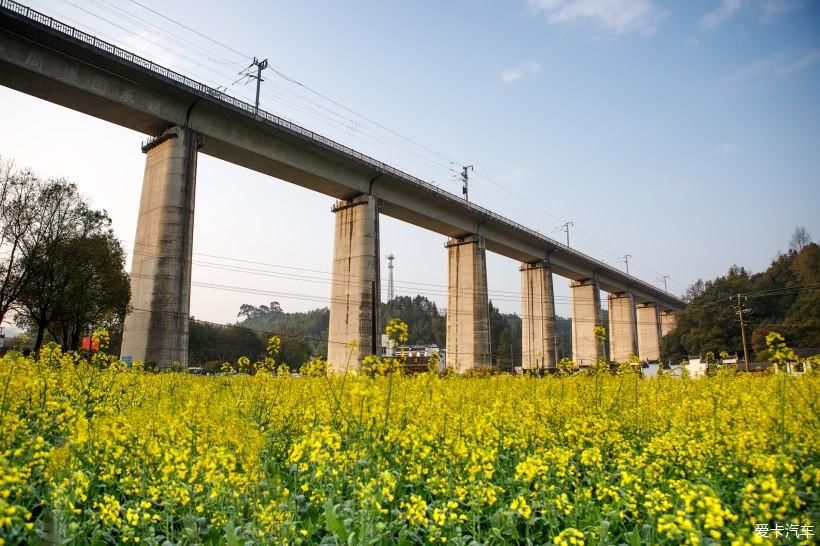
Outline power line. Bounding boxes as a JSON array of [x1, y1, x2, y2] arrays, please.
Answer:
[[87, 0, 243, 66], [124, 242, 820, 312], [126, 245, 623, 304], [40, 0, 462, 187], [116, 2, 461, 185], [125, 0, 249, 60], [23, 1, 701, 299], [50, 0, 256, 94], [98, 3, 640, 270], [33, 0, 683, 296]]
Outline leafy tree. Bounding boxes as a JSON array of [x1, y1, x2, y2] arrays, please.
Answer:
[[488, 301, 521, 372], [661, 265, 752, 359], [13, 179, 127, 353], [235, 296, 573, 370], [241, 305, 329, 359], [188, 320, 265, 368], [46, 233, 130, 351], [383, 295, 446, 347], [278, 335, 314, 368], [781, 243, 820, 348], [237, 304, 260, 321]]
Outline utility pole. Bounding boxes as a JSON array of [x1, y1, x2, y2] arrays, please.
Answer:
[[731, 294, 751, 372], [252, 57, 268, 115], [560, 221, 574, 247], [620, 254, 632, 275], [235, 57, 269, 115], [387, 254, 395, 301], [461, 165, 473, 201], [659, 275, 670, 292]]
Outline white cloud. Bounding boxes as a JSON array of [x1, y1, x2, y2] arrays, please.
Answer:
[[502, 61, 542, 83], [526, 0, 666, 35], [700, 0, 744, 29], [777, 49, 820, 76]]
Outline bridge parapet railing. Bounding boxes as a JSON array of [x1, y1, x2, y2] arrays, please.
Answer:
[[1, 0, 672, 300]]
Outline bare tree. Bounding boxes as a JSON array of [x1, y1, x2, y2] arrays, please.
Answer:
[[789, 226, 812, 253], [0, 159, 42, 325]]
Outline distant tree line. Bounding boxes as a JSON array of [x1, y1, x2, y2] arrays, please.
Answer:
[[221, 294, 575, 370], [0, 158, 130, 354], [229, 228, 820, 371], [662, 228, 819, 361]]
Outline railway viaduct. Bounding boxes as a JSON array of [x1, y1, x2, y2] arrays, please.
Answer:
[[0, 1, 684, 371]]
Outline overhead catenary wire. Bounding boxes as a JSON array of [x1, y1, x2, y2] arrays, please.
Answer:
[[125, 0, 250, 60], [124, 242, 820, 311], [124, 245, 641, 305], [123, 248, 820, 325], [113, 1, 463, 185], [129, 274, 673, 328], [28, 1, 458, 187], [86, 0, 245, 66], [55, 0, 243, 88], [32, 0, 261, 107], [55, 2, 622, 247], [25, 1, 688, 299]]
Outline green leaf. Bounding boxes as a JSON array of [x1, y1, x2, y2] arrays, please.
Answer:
[[325, 500, 349, 542], [223, 520, 241, 546], [628, 527, 641, 546]]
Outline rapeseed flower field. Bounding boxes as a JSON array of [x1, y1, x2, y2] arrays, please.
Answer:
[[0, 346, 817, 545]]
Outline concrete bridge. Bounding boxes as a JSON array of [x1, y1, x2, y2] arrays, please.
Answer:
[[0, 1, 684, 372]]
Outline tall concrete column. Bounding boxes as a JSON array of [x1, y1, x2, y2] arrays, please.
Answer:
[[608, 292, 637, 363], [121, 126, 199, 367], [637, 303, 661, 362], [446, 235, 490, 373], [520, 261, 556, 370], [570, 279, 602, 366], [327, 195, 380, 373], [660, 310, 678, 338]]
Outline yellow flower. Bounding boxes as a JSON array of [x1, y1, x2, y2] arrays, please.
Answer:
[[510, 495, 532, 519]]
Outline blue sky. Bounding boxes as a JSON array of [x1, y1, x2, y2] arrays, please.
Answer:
[[1, 0, 819, 327]]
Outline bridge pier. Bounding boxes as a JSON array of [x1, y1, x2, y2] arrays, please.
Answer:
[[608, 292, 637, 362], [570, 279, 602, 366], [520, 261, 557, 371], [446, 235, 490, 373], [327, 195, 380, 373], [121, 126, 199, 368], [637, 303, 661, 362], [660, 309, 678, 338]]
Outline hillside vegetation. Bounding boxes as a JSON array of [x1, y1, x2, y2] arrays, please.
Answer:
[[662, 240, 820, 360], [233, 296, 574, 370]]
